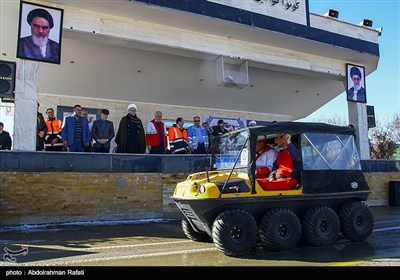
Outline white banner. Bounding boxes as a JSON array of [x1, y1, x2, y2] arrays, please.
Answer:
[[207, 0, 307, 25]]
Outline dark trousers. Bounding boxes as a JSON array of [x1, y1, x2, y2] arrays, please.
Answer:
[[93, 145, 110, 153], [45, 146, 64, 152], [84, 144, 92, 152], [150, 145, 165, 154], [193, 142, 206, 154], [68, 138, 85, 152]]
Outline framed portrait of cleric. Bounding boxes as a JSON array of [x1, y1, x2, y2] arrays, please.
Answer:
[[346, 63, 367, 103], [16, 1, 64, 65]]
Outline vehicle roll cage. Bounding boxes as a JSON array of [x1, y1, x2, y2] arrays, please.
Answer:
[[211, 122, 357, 195]]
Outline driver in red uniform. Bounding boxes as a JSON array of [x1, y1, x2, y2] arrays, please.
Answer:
[[259, 134, 302, 190]]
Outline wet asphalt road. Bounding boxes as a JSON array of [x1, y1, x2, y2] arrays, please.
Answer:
[[0, 206, 399, 268]]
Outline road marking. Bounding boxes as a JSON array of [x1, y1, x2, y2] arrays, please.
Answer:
[[24, 247, 219, 266], [373, 226, 400, 232], [329, 253, 400, 267], [13, 240, 195, 252]]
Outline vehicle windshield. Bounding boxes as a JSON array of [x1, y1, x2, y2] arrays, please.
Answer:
[[212, 129, 360, 171], [214, 130, 249, 170], [301, 132, 361, 170]]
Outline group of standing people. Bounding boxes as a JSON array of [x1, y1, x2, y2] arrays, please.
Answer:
[[35, 104, 115, 153], [114, 103, 230, 155], [61, 105, 115, 153], [4, 102, 233, 154]]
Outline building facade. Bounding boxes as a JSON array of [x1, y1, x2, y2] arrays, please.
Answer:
[[0, 0, 380, 153]]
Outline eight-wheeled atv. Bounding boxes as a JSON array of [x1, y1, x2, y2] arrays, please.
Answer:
[[172, 122, 374, 256]]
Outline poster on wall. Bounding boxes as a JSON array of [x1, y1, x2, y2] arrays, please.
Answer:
[[346, 63, 367, 103], [16, 1, 64, 65]]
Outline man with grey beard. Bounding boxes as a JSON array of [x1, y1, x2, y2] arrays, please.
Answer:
[[18, 8, 60, 63]]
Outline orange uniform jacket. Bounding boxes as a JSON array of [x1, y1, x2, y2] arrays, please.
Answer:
[[168, 125, 188, 154]]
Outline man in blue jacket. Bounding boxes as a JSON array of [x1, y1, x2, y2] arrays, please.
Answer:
[[61, 104, 90, 152], [187, 116, 209, 154]]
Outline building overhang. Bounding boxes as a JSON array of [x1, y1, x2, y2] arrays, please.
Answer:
[[2, 0, 380, 119]]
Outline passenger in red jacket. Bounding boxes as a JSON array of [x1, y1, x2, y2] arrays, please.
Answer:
[[259, 134, 302, 190]]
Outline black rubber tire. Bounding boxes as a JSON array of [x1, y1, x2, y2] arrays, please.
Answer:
[[339, 202, 374, 241], [212, 209, 258, 256], [181, 219, 211, 242], [302, 206, 340, 246], [259, 208, 301, 251]]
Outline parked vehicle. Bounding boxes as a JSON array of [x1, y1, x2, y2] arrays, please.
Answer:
[[172, 122, 374, 256]]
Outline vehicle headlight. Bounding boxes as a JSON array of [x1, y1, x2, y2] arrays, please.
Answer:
[[199, 184, 206, 194]]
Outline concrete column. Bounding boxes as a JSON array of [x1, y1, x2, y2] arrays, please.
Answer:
[[348, 101, 370, 159], [13, 60, 40, 151]]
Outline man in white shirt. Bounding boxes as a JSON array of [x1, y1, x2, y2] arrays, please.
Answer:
[[255, 137, 277, 178]]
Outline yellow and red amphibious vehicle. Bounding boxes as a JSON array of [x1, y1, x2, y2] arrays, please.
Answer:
[[172, 122, 374, 256]]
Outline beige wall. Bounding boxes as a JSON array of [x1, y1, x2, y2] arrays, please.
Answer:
[[1, 171, 398, 226], [365, 173, 400, 206], [0, 172, 184, 226]]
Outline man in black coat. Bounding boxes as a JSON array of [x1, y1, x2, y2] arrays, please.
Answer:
[[0, 122, 12, 150], [37, 103, 47, 151], [210, 119, 229, 155], [211, 119, 228, 137], [115, 103, 146, 153], [92, 109, 115, 153]]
